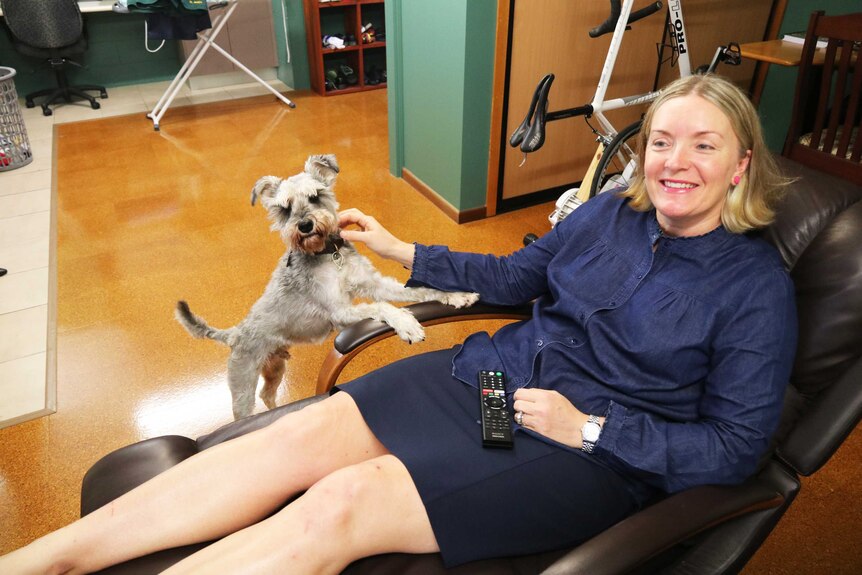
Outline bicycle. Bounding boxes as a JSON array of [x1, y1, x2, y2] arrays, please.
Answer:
[[510, 0, 741, 232]]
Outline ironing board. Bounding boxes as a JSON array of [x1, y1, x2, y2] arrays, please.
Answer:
[[121, 0, 296, 130]]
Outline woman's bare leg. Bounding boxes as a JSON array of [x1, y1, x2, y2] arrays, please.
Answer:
[[163, 454, 439, 575], [0, 393, 388, 575]]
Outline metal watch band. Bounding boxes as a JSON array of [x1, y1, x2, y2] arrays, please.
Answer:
[[581, 414, 602, 454]]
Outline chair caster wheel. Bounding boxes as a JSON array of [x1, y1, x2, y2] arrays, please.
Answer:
[[42, 107, 53, 117], [26, 101, 35, 108], [100, 90, 108, 98], [91, 101, 100, 110], [523, 233, 539, 246]]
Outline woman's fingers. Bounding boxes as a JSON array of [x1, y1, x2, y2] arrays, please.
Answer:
[[338, 208, 373, 230]]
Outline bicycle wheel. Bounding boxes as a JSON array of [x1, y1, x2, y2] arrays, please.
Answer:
[[588, 120, 642, 199]]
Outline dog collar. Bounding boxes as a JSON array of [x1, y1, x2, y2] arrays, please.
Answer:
[[316, 234, 345, 270]]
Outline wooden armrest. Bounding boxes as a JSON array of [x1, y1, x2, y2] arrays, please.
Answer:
[[541, 480, 784, 575], [315, 301, 533, 393]]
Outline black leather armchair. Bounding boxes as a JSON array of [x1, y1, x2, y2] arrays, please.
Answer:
[[81, 156, 862, 574], [0, 0, 107, 116]]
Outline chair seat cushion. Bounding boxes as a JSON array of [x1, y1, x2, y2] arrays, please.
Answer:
[[798, 127, 858, 159]]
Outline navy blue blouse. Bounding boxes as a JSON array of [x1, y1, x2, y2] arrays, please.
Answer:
[[407, 192, 797, 494]]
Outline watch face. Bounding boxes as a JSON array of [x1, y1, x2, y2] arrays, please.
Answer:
[[583, 421, 601, 443]]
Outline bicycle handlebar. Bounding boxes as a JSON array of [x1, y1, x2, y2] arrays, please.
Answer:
[[589, 0, 664, 39]]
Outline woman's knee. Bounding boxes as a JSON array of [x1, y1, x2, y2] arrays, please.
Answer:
[[262, 393, 381, 459], [297, 456, 397, 538]]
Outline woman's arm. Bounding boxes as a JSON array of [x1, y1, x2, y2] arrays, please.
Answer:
[[338, 209, 416, 268], [513, 266, 797, 494], [592, 269, 798, 493], [338, 207, 585, 305], [512, 388, 605, 450]]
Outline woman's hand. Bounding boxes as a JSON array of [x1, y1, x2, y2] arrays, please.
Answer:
[[338, 209, 416, 268], [512, 388, 603, 450]]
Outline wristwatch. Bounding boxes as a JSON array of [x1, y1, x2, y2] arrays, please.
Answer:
[[581, 414, 602, 454]]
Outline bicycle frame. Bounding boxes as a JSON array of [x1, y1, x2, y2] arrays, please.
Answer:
[[551, 0, 693, 146]]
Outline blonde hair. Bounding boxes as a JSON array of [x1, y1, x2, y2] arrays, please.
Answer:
[[618, 74, 788, 233]]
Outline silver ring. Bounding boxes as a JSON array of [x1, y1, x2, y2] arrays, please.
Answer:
[[514, 411, 524, 425]]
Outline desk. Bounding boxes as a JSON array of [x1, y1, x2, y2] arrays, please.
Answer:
[[740, 39, 826, 67], [0, 0, 114, 16], [739, 38, 819, 106]]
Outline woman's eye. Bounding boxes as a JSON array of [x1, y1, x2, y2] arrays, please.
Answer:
[[650, 139, 669, 148]]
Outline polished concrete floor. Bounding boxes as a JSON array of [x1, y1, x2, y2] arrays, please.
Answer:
[[0, 87, 860, 573]]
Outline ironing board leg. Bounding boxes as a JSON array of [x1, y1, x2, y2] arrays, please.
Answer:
[[146, 0, 294, 130]]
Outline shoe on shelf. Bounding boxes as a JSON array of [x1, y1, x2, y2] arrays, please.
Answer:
[[325, 68, 346, 90], [365, 65, 381, 85], [339, 64, 358, 85], [322, 34, 345, 49]]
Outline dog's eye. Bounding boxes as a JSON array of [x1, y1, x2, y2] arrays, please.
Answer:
[[280, 204, 292, 218], [308, 195, 320, 205]]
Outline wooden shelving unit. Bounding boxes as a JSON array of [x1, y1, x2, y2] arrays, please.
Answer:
[[303, 0, 387, 96]]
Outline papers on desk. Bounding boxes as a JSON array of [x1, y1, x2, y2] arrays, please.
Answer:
[[782, 31, 827, 49]]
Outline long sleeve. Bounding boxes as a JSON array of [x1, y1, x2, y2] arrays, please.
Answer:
[[406, 195, 605, 306]]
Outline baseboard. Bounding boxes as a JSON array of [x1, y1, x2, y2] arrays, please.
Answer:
[[401, 168, 486, 224]]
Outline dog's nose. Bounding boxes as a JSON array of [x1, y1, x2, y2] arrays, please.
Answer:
[[298, 219, 314, 234]]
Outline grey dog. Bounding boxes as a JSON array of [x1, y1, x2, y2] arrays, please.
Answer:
[[175, 154, 479, 419]]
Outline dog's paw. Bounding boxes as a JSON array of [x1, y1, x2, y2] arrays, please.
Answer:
[[439, 292, 480, 309], [391, 312, 426, 344]]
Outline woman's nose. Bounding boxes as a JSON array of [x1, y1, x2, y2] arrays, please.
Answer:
[[665, 146, 690, 170]]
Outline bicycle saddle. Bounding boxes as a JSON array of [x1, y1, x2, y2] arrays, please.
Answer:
[[509, 73, 554, 153]]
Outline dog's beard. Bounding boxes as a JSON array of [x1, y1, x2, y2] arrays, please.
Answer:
[[289, 211, 338, 254]]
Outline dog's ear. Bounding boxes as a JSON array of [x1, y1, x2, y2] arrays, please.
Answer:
[[250, 176, 282, 207], [304, 154, 340, 187]]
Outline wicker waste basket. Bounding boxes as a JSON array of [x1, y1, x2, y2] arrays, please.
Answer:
[[0, 66, 33, 172]]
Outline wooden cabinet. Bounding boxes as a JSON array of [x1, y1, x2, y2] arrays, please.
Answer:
[[303, 0, 387, 96]]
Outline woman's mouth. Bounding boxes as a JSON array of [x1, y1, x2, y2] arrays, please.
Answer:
[[660, 179, 697, 191]]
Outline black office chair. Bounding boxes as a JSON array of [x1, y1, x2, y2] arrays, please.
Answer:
[[0, 0, 107, 116]]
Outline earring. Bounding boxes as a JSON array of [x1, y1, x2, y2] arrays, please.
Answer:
[[732, 175, 741, 186]]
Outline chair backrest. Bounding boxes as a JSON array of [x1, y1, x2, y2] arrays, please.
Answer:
[[782, 11, 862, 185], [762, 156, 862, 477], [0, 0, 84, 50]]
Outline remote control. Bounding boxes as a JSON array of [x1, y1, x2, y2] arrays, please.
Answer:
[[479, 370, 514, 449]]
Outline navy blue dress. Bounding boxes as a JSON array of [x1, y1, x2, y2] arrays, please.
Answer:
[[338, 348, 648, 567]]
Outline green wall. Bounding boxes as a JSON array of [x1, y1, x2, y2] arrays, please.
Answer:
[[387, 0, 496, 212], [0, 13, 181, 96], [271, 0, 310, 90], [759, 0, 859, 151]]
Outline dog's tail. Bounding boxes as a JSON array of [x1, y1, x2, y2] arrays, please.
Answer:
[[175, 301, 233, 346]]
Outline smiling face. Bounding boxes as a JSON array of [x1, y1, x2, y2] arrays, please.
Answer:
[[644, 94, 751, 237]]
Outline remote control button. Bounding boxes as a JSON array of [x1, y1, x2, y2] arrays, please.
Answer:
[[484, 396, 505, 409]]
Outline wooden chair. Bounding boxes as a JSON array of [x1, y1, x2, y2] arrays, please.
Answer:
[[782, 10, 862, 185]]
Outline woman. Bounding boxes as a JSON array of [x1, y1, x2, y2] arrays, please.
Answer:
[[1, 74, 796, 574]]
